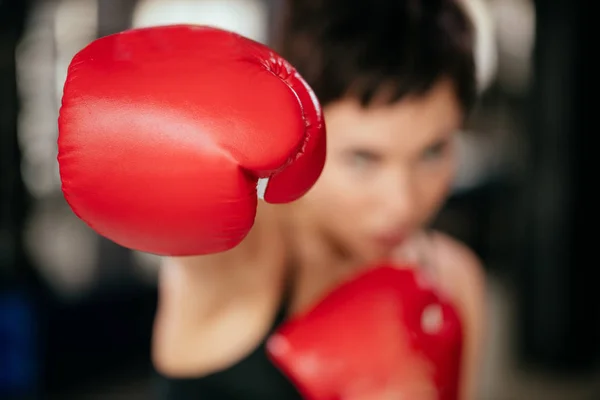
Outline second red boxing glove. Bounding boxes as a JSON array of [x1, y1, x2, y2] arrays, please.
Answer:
[[267, 266, 464, 400], [58, 25, 325, 256]]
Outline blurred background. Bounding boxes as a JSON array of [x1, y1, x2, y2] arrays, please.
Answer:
[[0, 0, 595, 399]]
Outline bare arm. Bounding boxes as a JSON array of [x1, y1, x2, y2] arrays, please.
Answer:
[[433, 233, 487, 400], [151, 204, 287, 376], [151, 253, 246, 375]]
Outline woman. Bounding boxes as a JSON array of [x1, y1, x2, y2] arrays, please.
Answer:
[[149, 0, 486, 399]]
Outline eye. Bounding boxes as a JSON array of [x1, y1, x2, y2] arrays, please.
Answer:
[[346, 150, 381, 169], [421, 140, 449, 161]]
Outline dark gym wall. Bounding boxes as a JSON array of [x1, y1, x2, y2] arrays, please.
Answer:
[[518, 0, 594, 370], [1, 2, 37, 398], [0, 0, 31, 286]]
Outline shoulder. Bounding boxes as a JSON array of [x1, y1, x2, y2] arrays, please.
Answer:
[[428, 235, 487, 399], [428, 231, 487, 331], [430, 231, 486, 298]]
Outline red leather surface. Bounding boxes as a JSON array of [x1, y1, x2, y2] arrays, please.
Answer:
[[267, 265, 463, 400], [58, 25, 325, 256]]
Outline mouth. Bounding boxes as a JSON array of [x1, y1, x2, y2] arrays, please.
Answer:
[[371, 231, 406, 249]]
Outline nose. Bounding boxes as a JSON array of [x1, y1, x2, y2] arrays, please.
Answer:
[[376, 170, 417, 226]]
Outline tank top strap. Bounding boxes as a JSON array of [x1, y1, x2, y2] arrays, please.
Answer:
[[269, 260, 297, 333]]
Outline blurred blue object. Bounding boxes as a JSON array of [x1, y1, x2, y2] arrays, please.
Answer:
[[0, 289, 38, 397]]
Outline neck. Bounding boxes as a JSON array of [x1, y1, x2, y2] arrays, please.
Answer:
[[282, 203, 365, 273]]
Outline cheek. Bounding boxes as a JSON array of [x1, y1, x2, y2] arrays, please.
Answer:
[[414, 159, 455, 215], [305, 160, 369, 219]]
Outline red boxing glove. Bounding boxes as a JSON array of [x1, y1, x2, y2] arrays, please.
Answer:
[[267, 266, 463, 400], [58, 25, 325, 256]]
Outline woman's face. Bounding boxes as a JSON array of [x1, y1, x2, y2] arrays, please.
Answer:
[[298, 79, 464, 263]]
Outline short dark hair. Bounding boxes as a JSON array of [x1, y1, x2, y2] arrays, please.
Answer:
[[276, 0, 477, 112]]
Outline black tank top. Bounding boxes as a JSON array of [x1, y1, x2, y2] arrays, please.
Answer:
[[154, 281, 303, 399]]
